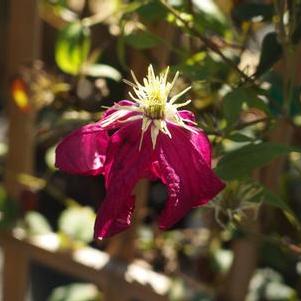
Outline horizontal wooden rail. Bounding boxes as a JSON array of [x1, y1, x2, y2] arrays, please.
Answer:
[[0, 231, 171, 301]]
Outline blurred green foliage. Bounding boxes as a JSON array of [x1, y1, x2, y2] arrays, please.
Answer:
[[48, 283, 102, 301], [55, 22, 91, 75], [0, 186, 18, 229], [6, 0, 301, 300], [58, 206, 95, 244]]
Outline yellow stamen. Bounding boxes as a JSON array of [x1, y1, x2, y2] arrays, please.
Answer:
[[102, 64, 195, 150], [125, 65, 190, 121]]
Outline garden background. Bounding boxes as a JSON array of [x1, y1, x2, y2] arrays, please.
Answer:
[[1, 0, 301, 300]]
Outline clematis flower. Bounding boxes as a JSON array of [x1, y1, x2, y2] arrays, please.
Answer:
[[55, 65, 225, 239]]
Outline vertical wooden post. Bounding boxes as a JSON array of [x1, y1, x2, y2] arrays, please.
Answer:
[[4, 0, 41, 199], [2, 1, 41, 300], [2, 240, 29, 301], [217, 218, 260, 301], [0, 0, 8, 98]]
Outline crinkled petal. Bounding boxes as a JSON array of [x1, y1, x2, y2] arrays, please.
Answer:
[[154, 124, 225, 230], [94, 120, 154, 239], [190, 129, 212, 166], [178, 110, 211, 165], [55, 123, 108, 176]]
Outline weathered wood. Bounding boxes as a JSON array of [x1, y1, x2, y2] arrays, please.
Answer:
[[4, 0, 41, 199], [0, 0, 8, 98], [0, 231, 171, 301], [2, 237, 29, 301], [217, 218, 259, 301]]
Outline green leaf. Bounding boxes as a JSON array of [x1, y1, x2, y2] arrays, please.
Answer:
[[55, 22, 91, 75], [246, 183, 300, 229], [223, 88, 245, 126], [223, 87, 268, 126], [24, 211, 52, 236], [261, 187, 290, 211], [58, 206, 95, 243], [137, 1, 167, 22], [227, 133, 254, 142], [260, 186, 301, 236], [48, 283, 101, 301], [82, 64, 121, 81], [215, 142, 301, 181], [232, 3, 274, 22], [117, 33, 126, 69], [176, 54, 230, 82], [255, 32, 282, 77], [193, 5, 228, 36], [0, 187, 18, 229], [124, 31, 161, 49]]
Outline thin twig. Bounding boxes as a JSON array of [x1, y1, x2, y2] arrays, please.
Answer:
[[160, 0, 301, 135], [235, 117, 270, 131], [206, 117, 270, 137], [159, 0, 254, 84]]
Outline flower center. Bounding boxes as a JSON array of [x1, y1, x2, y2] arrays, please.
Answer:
[[144, 103, 165, 119], [124, 65, 176, 120], [101, 64, 195, 150]]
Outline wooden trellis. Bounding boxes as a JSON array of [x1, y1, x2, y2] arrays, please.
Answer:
[[0, 231, 171, 301]]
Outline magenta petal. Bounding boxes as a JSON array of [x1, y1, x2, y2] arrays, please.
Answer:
[[178, 110, 196, 123], [178, 110, 211, 165], [190, 129, 212, 166], [155, 124, 225, 230], [100, 100, 141, 130], [94, 120, 154, 239], [55, 123, 108, 176]]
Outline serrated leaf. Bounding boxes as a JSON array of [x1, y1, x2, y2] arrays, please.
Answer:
[[255, 32, 282, 77], [124, 31, 161, 49], [58, 206, 95, 243], [55, 22, 91, 75], [215, 142, 301, 181]]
